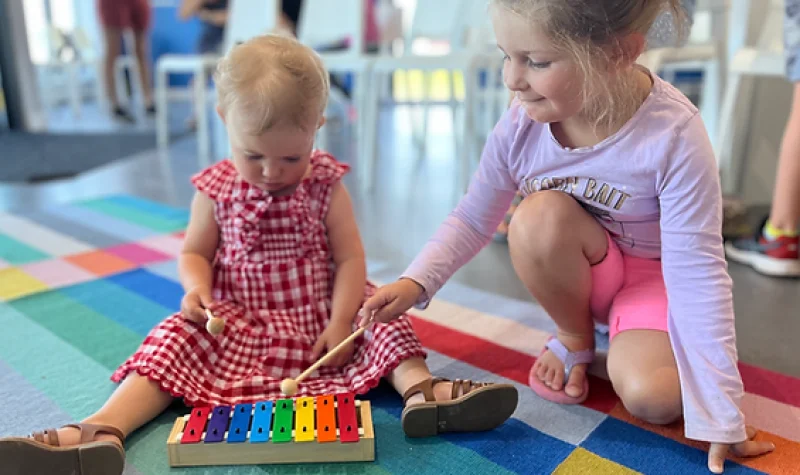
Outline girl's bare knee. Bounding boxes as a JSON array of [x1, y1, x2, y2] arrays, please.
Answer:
[[510, 192, 575, 247], [617, 372, 682, 425], [508, 190, 605, 262]]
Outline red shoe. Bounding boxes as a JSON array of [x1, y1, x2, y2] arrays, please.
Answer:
[[725, 220, 800, 277]]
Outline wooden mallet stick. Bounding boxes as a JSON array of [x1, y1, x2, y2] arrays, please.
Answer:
[[280, 314, 373, 396]]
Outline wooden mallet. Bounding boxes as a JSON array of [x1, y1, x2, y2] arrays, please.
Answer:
[[280, 313, 373, 396], [205, 308, 225, 335]]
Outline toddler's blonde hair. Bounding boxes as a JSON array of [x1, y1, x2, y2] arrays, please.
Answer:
[[492, 0, 686, 131], [215, 34, 330, 134]]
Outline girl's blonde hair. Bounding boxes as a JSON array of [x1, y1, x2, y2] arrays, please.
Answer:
[[492, 0, 686, 131], [214, 34, 330, 135]]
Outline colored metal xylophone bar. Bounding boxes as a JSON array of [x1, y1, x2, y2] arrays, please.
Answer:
[[166, 393, 375, 466]]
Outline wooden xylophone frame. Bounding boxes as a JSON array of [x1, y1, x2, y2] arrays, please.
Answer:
[[166, 393, 374, 466]]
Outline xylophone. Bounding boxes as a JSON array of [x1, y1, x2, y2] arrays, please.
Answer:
[[166, 393, 375, 466]]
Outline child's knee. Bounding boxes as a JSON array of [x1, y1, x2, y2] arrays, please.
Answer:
[[508, 190, 603, 262], [617, 372, 682, 425], [508, 191, 579, 251]]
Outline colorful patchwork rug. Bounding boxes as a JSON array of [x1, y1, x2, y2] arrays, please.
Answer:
[[1, 195, 798, 474]]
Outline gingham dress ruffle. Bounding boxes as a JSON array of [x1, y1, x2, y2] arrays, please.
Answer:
[[111, 151, 426, 406]]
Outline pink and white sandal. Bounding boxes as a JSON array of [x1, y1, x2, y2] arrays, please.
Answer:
[[528, 337, 594, 405]]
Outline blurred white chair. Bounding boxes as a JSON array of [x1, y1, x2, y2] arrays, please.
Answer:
[[358, 0, 500, 192], [41, 26, 103, 117], [40, 27, 81, 115], [716, 0, 785, 195], [393, 0, 468, 157], [375, 0, 403, 56], [155, 0, 279, 167], [637, 0, 728, 145], [112, 30, 145, 111], [72, 27, 106, 110], [461, 0, 507, 148], [296, 0, 374, 155]]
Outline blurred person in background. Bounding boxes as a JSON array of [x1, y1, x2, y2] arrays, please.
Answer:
[[97, 0, 156, 122]]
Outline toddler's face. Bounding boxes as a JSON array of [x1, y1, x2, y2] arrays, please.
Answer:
[[226, 112, 322, 197], [492, 7, 584, 124]]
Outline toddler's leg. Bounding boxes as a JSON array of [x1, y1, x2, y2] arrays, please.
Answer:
[[0, 374, 173, 474], [389, 357, 504, 408], [387, 357, 518, 437], [387, 357, 454, 403], [607, 330, 682, 424], [508, 191, 608, 399], [52, 373, 174, 446]]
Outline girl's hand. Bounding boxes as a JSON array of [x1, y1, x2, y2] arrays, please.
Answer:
[[181, 285, 214, 323], [707, 426, 775, 473], [361, 278, 424, 323], [311, 321, 355, 367]]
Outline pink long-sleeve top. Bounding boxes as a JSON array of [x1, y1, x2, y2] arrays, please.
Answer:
[[402, 73, 746, 444]]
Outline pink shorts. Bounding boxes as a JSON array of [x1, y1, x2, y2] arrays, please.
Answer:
[[590, 232, 668, 340]]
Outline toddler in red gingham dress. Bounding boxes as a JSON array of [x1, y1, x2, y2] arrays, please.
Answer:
[[0, 34, 517, 475]]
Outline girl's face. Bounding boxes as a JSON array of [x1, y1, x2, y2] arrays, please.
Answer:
[[224, 109, 323, 197], [492, 7, 586, 124]]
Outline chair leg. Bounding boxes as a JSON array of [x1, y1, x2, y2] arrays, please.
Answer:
[[716, 71, 743, 195], [155, 65, 170, 150], [700, 58, 721, 152], [316, 100, 329, 153], [730, 74, 758, 196], [360, 70, 380, 193], [195, 67, 211, 168], [67, 63, 82, 118], [449, 70, 461, 159], [415, 71, 432, 160], [114, 58, 128, 108], [402, 71, 418, 148], [460, 68, 478, 193], [353, 70, 370, 163], [480, 68, 497, 143], [114, 56, 141, 108], [212, 103, 229, 160]]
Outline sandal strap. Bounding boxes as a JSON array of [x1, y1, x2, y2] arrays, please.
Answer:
[[450, 378, 491, 399], [63, 423, 126, 445], [31, 429, 59, 446], [545, 337, 595, 381], [46, 429, 59, 446], [402, 378, 436, 404], [404, 377, 496, 403]]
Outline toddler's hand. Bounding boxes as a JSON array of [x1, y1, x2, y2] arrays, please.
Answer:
[[362, 278, 424, 323], [310, 321, 354, 367], [707, 426, 774, 473], [181, 286, 214, 324]]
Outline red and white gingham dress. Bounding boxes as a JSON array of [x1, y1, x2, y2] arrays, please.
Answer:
[[111, 152, 426, 406]]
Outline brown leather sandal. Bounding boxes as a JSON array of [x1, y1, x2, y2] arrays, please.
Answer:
[[401, 377, 518, 438], [0, 423, 125, 475]]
